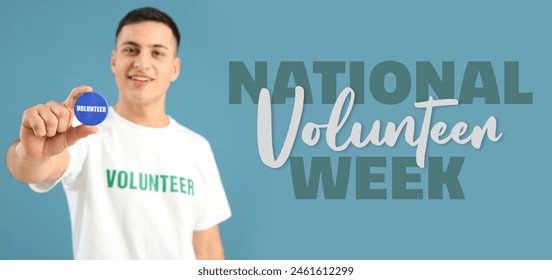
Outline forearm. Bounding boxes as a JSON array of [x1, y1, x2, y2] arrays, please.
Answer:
[[6, 140, 67, 183]]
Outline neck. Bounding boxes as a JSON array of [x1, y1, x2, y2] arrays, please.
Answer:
[[113, 101, 169, 128]]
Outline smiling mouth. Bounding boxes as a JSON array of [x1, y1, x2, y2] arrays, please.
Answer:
[[129, 75, 153, 82]]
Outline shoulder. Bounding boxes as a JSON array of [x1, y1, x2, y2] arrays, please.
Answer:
[[169, 119, 213, 151]]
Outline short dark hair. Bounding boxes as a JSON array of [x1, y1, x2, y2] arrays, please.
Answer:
[[115, 7, 180, 49]]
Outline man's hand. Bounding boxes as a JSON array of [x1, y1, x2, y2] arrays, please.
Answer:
[[19, 85, 98, 161], [7, 85, 99, 183]]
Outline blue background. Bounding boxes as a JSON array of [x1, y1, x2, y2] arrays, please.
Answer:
[[1, 0, 550, 259]]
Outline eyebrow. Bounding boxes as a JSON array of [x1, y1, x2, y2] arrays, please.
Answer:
[[121, 41, 169, 50]]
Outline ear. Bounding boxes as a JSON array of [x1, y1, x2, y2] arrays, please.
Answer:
[[110, 50, 116, 74], [171, 57, 181, 82]]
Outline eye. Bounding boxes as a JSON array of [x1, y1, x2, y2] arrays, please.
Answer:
[[122, 47, 138, 55], [152, 50, 165, 57]]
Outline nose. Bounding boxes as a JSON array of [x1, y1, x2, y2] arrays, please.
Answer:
[[133, 52, 151, 70]]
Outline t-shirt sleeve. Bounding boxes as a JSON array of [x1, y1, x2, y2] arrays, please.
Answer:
[[193, 142, 232, 231], [28, 138, 87, 193]]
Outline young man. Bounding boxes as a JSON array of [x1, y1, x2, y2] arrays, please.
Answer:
[[6, 7, 231, 260]]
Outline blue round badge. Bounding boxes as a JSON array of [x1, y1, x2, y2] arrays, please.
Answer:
[[74, 91, 109, 126]]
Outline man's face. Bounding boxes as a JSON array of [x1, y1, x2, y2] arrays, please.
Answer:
[[111, 21, 180, 106]]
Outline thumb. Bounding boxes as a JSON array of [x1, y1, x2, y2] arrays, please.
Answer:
[[65, 125, 98, 147]]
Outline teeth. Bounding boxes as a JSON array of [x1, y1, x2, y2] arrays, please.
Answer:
[[131, 76, 150, 82]]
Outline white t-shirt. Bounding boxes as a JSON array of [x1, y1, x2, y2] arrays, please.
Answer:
[[30, 109, 231, 259]]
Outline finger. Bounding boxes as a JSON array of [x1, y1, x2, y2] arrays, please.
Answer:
[[36, 104, 59, 137], [22, 107, 47, 137], [63, 85, 94, 109], [43, 125, 98, 157], [47, 100, 72, 133], [65, 125, 98, 147]]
